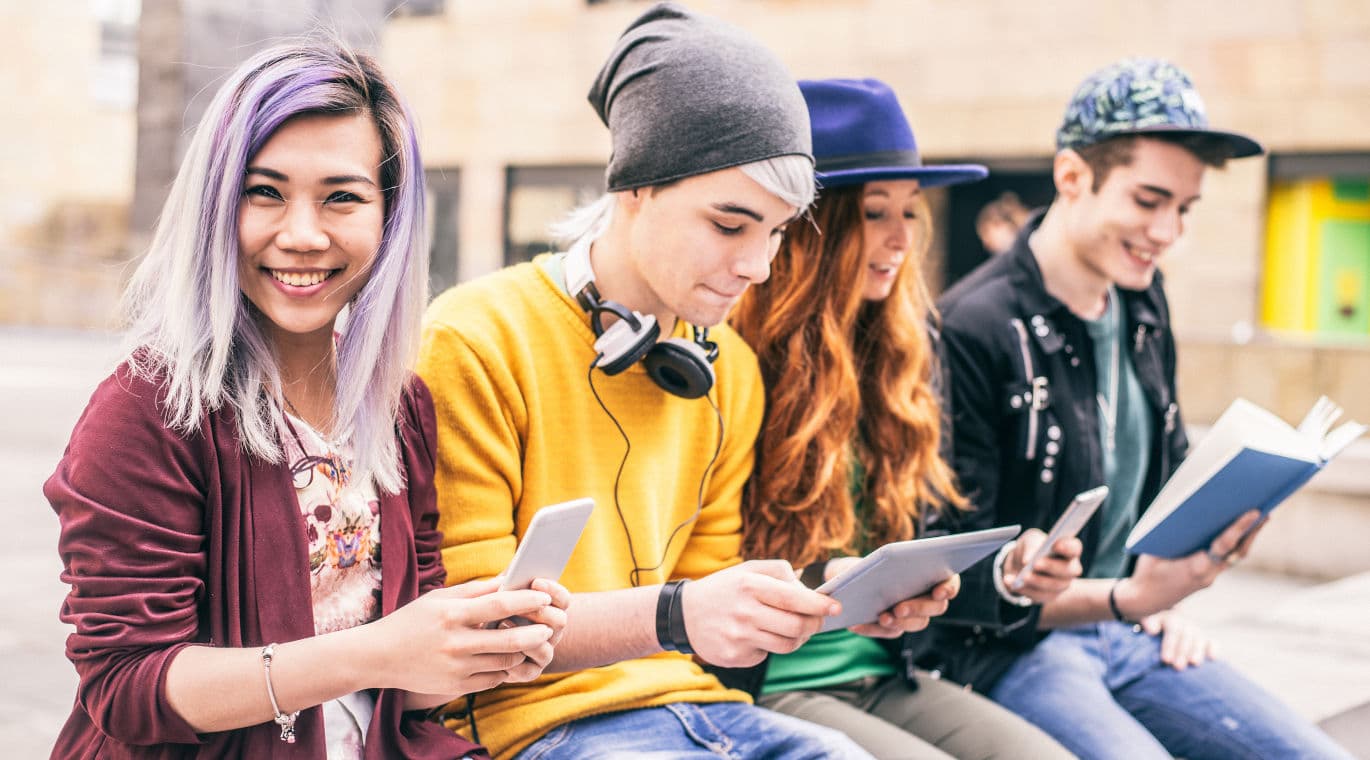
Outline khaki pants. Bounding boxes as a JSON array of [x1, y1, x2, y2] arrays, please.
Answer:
[[758, 671, 1076, 760]]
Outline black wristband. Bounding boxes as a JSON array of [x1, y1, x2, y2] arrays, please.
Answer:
[[668, 580, 692, 654], [1108, 578, 1139, 628], [799, 560, 830, 590], [656, 579, 693, 654]]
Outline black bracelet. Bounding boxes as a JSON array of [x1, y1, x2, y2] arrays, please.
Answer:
[[656, 579, 693, 654], [1108, 578, 1140, 629], [668, 580, 692, 654]]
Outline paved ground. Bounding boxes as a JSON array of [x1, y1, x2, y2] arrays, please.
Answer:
[[3, 328, 122, 758], [4, 327, 1368, 757]]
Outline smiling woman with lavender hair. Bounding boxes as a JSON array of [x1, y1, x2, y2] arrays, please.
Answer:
[[44, 40, 570, 759]]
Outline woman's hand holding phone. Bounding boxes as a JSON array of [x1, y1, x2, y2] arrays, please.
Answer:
[[369, 578, 570, 699]]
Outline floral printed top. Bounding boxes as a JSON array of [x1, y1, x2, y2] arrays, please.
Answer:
[[283, 414, 382, 759]]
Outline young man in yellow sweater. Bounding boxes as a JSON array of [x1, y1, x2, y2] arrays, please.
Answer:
[[417, 5, 878, 758]]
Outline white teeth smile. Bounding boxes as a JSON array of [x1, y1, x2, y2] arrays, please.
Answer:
[[1125, 244, 1156, 264], [269, 269, 333, 287]]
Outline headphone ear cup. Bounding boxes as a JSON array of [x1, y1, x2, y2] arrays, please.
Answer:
[[595, 320, 658, 375], [643, 338, 716, 399], [592, 302, 659, 375]]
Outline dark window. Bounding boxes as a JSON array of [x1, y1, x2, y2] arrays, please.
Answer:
[[426, 168, 461, 298], [93, 0, 138, 107], [940, 158, 1055, 292], [387, 0, 445, 16], [504, 165, 606, 266]]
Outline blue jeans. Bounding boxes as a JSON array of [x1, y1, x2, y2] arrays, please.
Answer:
[[989, 622, 1354, 760], [514, 701, 875, 759]]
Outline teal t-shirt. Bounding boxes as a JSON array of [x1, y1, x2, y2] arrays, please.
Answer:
[[761, 452, 898, 694], [1084, 288, 1154, 579]]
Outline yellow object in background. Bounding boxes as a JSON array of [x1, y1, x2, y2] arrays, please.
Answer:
[[1262, 178, 1370, 337]]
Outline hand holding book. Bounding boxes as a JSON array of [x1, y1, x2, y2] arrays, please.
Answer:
[[1115, 509, 1267, 619]]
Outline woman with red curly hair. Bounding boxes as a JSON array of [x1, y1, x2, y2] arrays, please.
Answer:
[[730, 79, 1073, 759]]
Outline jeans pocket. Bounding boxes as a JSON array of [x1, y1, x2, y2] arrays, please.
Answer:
[[664, 702, 736, 756], [514, 721, 572, 760]]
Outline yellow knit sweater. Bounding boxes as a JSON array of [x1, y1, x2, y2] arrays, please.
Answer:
[[416, 257, 764, 758]]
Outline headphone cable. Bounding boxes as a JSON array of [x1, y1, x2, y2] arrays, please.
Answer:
[[587, 356, 725, 587]]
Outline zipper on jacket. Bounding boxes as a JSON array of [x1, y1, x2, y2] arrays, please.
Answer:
[[1009, 318, 1040, 460], [1133, 324, 1147, 354]]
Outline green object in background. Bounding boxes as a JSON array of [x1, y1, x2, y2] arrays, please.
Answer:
[[1316, 220, 1370, 336], [1332, 178, 1370, 203]]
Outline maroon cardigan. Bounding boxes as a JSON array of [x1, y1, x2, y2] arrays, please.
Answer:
[[45, 365, 485, 759]]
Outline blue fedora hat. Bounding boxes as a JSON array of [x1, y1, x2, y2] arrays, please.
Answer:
[[801, 78, 988, 189]]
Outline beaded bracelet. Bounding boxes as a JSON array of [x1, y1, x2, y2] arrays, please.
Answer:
[[991, 540, 1034, 607], [260, 643, 300, 743]]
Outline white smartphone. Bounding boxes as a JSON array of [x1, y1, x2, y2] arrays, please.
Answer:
[[1011, 485, 1109, 591], [499, 497, 596, 591], [487, 497, 595, 629]]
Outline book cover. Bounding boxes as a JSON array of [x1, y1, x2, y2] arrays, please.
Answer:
[[1126, 396, 1365, 559]]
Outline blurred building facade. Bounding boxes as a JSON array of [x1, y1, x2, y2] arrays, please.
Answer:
[[374, 0, 1370, 416], [1, 0, 406, 327], [1, 1, 138, 327], [5, 0, 1369, 574]]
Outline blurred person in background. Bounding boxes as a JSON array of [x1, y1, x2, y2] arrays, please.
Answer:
[[45, 40, 568, 759], [975, 191, 1031, 256], [728, 77, 1075, 760]]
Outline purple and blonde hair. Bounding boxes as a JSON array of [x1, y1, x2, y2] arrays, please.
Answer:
[[122, 40, 428, 494]]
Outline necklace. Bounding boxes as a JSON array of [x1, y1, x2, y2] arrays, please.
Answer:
[[279, 394, 344, 490], [1095, 290, 1121, 453], [281, 394, 305, 422], [281, 392, 338, 442]]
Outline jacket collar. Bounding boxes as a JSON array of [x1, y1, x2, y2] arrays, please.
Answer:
[[1004, 210, 1070, 319], [1004, 208, 1167, 331]]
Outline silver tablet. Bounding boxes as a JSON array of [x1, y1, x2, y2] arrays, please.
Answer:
[[816, 525, 1021, 632]]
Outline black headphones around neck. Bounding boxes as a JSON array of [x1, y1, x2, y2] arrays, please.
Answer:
[[565, 239, 719, 399]]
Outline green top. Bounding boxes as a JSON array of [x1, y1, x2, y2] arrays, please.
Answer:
[[1084, 288, 1154, 579], [761, 447, 898, 694]]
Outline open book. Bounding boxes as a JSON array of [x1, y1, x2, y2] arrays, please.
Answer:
[[1126, 396, 1365, 559]]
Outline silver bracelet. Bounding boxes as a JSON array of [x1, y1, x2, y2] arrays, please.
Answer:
[[992, 540, 1034, 607], [260, 643, 300, 743]]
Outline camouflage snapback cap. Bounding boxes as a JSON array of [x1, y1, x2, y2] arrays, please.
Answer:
[[1056, 58, 1263, 158]]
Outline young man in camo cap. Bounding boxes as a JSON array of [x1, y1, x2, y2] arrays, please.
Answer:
[[930, 57, 1354, 759]]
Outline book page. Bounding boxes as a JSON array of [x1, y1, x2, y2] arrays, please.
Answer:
[[1322, 420, 1369, 461], [1217, 398, 1320, 460]]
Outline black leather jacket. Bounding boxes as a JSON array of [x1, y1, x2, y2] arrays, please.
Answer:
[[913, 212, 1190, 692]]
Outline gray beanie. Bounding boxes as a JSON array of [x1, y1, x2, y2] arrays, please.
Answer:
[[588, 2, 813, 192]]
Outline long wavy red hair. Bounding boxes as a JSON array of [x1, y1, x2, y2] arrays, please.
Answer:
[[731, 185, 967, 567]]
